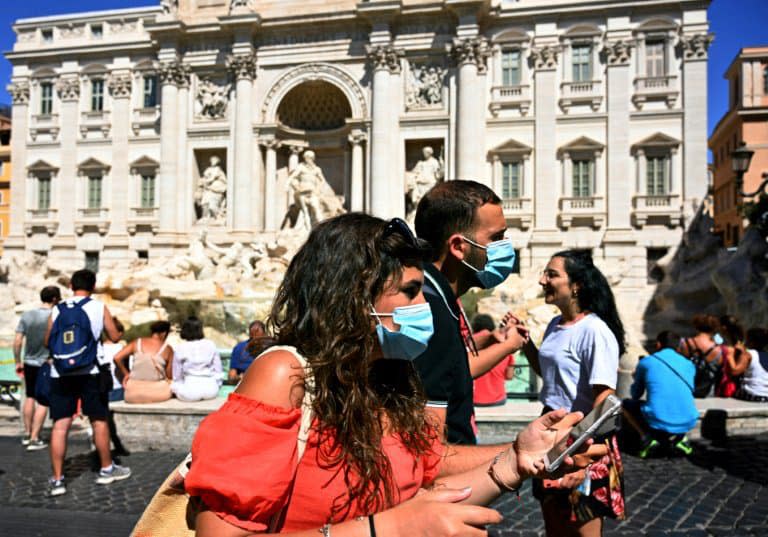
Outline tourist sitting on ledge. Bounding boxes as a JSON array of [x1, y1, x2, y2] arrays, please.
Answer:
[[184, 213, 594, 537], [679, 314, 723, 398], [227, 320, 276, 384], [114, 320, 174, 404], [623, 331, 698, 457], [171, 317, 222, 402], [730, 328, 768, 403]]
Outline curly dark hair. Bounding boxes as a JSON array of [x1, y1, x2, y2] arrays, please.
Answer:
[[269, 213, 436, 520], [553, 250, 626, 356]]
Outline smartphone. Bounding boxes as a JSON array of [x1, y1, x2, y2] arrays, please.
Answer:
[[543, 394, 622, 473]]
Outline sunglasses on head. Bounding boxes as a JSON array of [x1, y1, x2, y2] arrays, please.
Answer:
[[382, 217, 419, 248]]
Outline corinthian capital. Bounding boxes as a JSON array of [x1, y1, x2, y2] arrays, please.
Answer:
[[530, 45, 560, 70], [604, 40, 634, 66], [108, 72, 133, 98], [6, 81, 30, 105], [450, 37, 490, 74], [680, 33, 714, 60], [365, 44, 404, 74], [226, 53, 258, 81], [55, 76, 81, 101], [159, 61, 191, 87]]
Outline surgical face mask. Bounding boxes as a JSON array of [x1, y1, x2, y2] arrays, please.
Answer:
[[713, 333, 724, 345], [370, 303, 434, 360], [461, 237, 517, 289]]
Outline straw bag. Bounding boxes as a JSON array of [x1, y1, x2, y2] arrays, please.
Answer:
[[130, 346, 314, 537]]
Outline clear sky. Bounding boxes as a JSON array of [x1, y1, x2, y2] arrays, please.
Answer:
[[0, 0, 767, 145]]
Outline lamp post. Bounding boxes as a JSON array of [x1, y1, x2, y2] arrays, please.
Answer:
[[732, 141, 756, 197]]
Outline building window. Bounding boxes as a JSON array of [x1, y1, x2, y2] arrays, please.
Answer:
[[646, 155, 670, 195], [40, 83, 53, 115], [87, 175, 102, 208], [85, 251, 100, 273], [137, 250, 149, 260], [143, 75, 158, 108], [91, 79, 104, 112], [91, 24, 103, 39], [38, 178, 51, 210], [501, 162, 521, 199], [41, 29, 53, 43], [501, 50, 522, 86], [572, 159, 594, 197], [764, 66, 768, 94], [646, 40, 666, 77], [140, 174, 156, 208], [571, 44, 592, 82]]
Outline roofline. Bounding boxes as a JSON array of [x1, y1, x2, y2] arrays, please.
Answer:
[[13, 6, 161, 27], [723, 45, 768, 79]]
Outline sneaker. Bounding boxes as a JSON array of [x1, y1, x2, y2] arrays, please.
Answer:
[[674, 436, 694, 456], [95, 463, 132, 485], [26, 439, 48, 451], [638, 438, 659, 458], [21, 436, 31, 446], [47, 477, 66, 497]]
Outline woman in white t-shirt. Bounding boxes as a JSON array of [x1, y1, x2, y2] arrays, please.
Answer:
[[731, 328, 768, 402], [515, 250, 626, 537], [171, 317, 222, 402]]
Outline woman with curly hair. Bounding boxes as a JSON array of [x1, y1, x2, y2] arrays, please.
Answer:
[[185, 214, 586, 537], [514, 250, 626, 537]]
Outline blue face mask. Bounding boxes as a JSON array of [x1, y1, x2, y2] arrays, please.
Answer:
[[461, 237, 517, 289], [371, 303, 434, 361]]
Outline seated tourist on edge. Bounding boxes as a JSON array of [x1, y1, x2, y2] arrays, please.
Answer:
[[623, 331, 699, 457], [185, 213, 592, 536], [171, 317, 222, 402], [679, 314, 723, 398], [472, 314, 516, 408], [114, 321, 174, 404], [227, 320, 276, 384], [730, 328, 768, 403]]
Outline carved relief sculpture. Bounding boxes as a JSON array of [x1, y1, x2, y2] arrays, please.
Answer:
[[405, 146, 444, 224], [283, 150, 345, 231], [450, 37, 490, 74], [530, 45, 560, 70], [406, 64, 446, 110], [196, 77, 230, 119], [680, 33, 714, 59], [107, 72, 132, 98], [604, 40, 634, 65], [365, 44, 404, 73], [56, 76, 81, 101], [195, 156, 228, 223], [7, 82, 30, 105]]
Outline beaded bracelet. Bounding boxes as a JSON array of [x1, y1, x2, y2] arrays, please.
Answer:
[[488, 453, 520, 497]]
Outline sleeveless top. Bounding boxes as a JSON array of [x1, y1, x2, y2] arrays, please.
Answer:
[[744, 350, 768, 397], [131, 338, 169, 381]]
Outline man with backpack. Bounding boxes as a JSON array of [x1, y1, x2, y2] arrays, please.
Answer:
[[44, 269, 129, 496]]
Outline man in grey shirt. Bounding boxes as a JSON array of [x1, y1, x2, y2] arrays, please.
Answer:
[[14, 285, 61, 450]]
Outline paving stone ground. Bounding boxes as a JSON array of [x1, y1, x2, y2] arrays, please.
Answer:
[[0, 426, 766, 536]]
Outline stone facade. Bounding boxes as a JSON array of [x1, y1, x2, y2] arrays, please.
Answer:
[[4, 1, 710, 304]]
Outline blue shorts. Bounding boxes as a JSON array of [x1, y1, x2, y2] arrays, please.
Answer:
[[49, 374, 108, 421]]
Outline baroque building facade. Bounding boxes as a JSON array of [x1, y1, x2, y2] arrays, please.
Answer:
[[5, 0, 710, 297]]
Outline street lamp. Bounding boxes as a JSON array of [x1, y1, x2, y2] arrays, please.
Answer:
[[732, 141, 756, 196]]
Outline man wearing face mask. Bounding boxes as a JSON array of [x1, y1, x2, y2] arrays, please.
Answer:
[[414, 180, 527, 445]]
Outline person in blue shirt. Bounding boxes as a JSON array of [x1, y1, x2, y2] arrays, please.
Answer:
[[227, 321, 271, 384], [623, 330, 699, 457]]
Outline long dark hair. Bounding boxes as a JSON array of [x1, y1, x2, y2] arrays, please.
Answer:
[[554, 249, 626, 356], [269, 213, 435, 520]]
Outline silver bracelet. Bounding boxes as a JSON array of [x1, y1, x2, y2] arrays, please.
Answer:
[[319, 523, 331, 537]]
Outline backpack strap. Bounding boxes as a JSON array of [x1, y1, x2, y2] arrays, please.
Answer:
[[649, 354, 695, 394]]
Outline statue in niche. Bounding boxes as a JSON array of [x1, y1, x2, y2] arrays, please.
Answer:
[[406, 65, 445, 109], [405, 146, 444, 224], [196, 77, 230, 120], [160, 0, 178, 16], [283, 150, 346, 231], [195, 156, 227, 223]]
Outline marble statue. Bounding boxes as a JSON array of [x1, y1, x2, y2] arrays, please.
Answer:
[[406, 65, 445, 109], [162, 229, 216, 280], [196, 77, 230, 120], [229, 0, 253, 12], [284, 150, 345, 230], [160, 0, 178, 15], [405, 146, 444, 223], [195, 156, 227, 223]]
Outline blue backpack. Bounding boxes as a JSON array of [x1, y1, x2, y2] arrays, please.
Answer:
[[49, 297, 98, 375]]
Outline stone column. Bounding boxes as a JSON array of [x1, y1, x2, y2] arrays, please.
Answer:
[[366, 44, 402, 219], [349, 130, 367, 212], [288, 145, 302, 173], [107, 71, 132, 241], [451, 37, 489, 182], [5, 81, 30, 248], [157, 60, 186, 233], [680, 33, 713, 223], [54, 75, 80, 239], [227, 52, 258, 232], [530, 45, 560, 230], [260, 137, 281, 230], [176, 72, 190, 231], [604, 40, 634, 230]]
